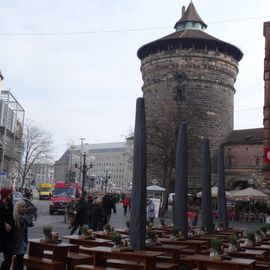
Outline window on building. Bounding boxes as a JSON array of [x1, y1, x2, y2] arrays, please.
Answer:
[[256, 158, 259, 166], [227, 157, 232, 166]]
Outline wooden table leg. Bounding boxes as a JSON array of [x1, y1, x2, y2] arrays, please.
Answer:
[[144, 257, 155, 270], [93, 253, 106, 267]]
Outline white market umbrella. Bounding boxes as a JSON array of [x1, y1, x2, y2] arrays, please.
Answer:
[[197, 186, 231, 198], [230, 187, 268, 201], [147, 185, 165, 192]]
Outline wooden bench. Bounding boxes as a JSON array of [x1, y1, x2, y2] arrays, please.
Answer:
[[255, 261, 270, 270], [23, 255, 66, 270], [79, 246, 179, 270], [106, 259, 178, 270], [42, 249, 93, 270], [67, 252, 93, 270], [74, 266, 116, 270], [23, 238, 74, 270]]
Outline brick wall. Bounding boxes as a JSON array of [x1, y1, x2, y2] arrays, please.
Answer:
[[140, 48, 239, 191]]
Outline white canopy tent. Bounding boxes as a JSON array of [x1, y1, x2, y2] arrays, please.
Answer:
[[147, 185, 165, 206], [230, 187, 268, 201], [196, 186, 231, 198], [147, 185, 166, 191]]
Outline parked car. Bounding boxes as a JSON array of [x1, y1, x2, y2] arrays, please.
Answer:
[[13, 192, 37, 226]]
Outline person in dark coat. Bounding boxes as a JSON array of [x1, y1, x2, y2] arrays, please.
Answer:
[[90, 198, 104, 231], [87, 195, 94, 229], [70, 197, 89, 235], [0, 188, 14, 270], [102, 194, 116, 224]]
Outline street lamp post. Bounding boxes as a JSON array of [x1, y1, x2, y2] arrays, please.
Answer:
[[104, 169, 110, 195], [75, 152, 93, 197]]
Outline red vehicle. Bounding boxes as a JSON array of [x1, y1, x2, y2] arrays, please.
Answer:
[[49, 181, 81, 215]]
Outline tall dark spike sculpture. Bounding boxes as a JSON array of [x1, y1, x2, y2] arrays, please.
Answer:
[[201, 138, 213, 233], [129, 97, 146, 250], [217, 148, 228, 228], [174, 122, 188, 238]]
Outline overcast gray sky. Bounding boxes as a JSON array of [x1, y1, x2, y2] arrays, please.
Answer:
[[0, 0, 268, 159]]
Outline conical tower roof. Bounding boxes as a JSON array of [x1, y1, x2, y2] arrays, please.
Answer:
[[137, 2, 243, 61], [174, 2, 207, 30]]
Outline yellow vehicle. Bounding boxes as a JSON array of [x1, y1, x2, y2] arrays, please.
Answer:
[[38, 183, 54, 200]]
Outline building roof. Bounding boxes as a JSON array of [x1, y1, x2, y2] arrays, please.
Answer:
[[225, 128, 263, 145], [137, 2, 243, 61], [174, 2, 207, 29]]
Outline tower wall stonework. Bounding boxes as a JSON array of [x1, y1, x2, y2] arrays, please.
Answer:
[[141, 49, 239, 190]]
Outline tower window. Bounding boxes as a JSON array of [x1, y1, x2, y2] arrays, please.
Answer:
[[176, 88, 185, 103]]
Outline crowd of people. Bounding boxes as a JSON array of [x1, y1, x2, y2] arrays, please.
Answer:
[[0, 188, 29, 270], [68, 193, 131, 235]]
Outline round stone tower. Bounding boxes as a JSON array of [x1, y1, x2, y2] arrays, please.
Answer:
[[137, 2, 243, 191]]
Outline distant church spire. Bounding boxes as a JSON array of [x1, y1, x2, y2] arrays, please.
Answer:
[[174, 1, 207, 32]]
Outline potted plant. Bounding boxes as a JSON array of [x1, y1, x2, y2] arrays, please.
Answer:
[[200, 226, 206, 235], [246, 231, 255, 246], [104, 224, 112, 234], [146, 230, 156, 245], [43, 225, 53, 241], [255, 229, 262, 243], [171, 228, 180, 240], [125, 220, 130, 232], [81, 226, 92, 236], [210, 238, 223, 260], [260, 225, 268, 239], [228, 235, 238, 251], [111, 232, 122, 249], [160, 219, 166, 228], [217, 222, 224, 231]]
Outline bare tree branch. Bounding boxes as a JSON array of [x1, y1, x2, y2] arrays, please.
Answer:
[[14, 120, 54, 189]]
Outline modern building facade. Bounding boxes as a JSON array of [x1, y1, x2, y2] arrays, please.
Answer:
[[137, 2, 243, 191], [29, 163, 54, 184], [54, 140, 133, 192], [0, 75, 25, 187]]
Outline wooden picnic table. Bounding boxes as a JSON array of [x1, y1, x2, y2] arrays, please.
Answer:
[[93, 230, 127, 240], [85, 246, 165, 270], [24, 238, 76, 270], [226, 228, 245, 237], [224, 248, 268, 261], [158, 237, 208, 254], [62, 235, 110, 249], [145, 243, 188, 263], [244, 244, 270, 259], [184, 254, 256, 270]]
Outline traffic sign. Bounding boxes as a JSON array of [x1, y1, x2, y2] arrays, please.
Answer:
[[264, 147, 270, 164]]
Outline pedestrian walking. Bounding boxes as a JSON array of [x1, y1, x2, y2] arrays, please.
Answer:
[[102, 194, 116, 224], [70, 197, 88, 235], [13, 200, 28, 270], [90, 198, 104, 231], [121, 197, 129, 215], [87, 195, 94, 229], [147, 199, 155, 224], [128, 196, 131, 212], [0, 188, 14, 270]]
